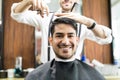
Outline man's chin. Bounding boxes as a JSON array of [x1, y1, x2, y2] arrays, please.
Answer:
[[57, 54, 73, 59]]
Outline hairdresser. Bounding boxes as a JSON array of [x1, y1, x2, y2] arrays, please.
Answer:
[[11, 0, 112, 63]]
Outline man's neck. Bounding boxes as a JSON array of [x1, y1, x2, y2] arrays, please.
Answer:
[[57, 8, 71, 13], [55, 56, 75, 62], [62, 10, 71, 13]]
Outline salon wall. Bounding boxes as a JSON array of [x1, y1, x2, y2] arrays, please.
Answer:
[[3, 0, 35, 69], [83, 0, 112, 63]]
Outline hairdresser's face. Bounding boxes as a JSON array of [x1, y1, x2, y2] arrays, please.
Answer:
[[59, 0, 76, 12], [49, 24, 79, 59]]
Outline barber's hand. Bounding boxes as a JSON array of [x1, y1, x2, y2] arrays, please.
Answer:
[[55, 13, 95, 27], [24, 0, 49, 17], [55, 13, 80, 22]]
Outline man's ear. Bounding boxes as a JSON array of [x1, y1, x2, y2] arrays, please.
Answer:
[[48, 37, 53, 46], [76, 37, 80, 44]]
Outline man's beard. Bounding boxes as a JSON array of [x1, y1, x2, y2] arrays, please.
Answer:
[[55, 43, 75, 59]]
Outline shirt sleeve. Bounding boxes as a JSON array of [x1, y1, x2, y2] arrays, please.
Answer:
[[10, 3, 42, 28], [82, 24, 112, 45], [35, 30, 42, 38]]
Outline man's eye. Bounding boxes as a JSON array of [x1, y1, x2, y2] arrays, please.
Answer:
[[56, 35, 63, 38], [68, 35, 74, 37]]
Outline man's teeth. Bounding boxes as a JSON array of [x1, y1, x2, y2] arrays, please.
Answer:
[[60, 46, 71, 48]]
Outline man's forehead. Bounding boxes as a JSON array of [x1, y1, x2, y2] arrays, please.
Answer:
[[54, 30, 76, 35], [55, 25, 75, 30]]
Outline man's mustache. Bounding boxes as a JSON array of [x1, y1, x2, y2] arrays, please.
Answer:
[[58, 43, 73, 48]]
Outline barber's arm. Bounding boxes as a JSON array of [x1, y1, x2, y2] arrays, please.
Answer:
[[14, 0, 49, 17], [79, 16, 106, 39]]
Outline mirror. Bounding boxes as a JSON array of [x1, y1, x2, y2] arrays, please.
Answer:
[[111, 0, 120, 66], [0, 0, 3, 69]]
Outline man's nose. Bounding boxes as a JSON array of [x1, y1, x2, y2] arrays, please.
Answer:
[[62, 36, 70, 45]]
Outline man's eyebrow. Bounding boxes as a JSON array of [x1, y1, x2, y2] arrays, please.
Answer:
[[68, 33, 75, 34], [55, 32, 75, 35], [55, 32, 75, 34], [55, 33, 63, 35]]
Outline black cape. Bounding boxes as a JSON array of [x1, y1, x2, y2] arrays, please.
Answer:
[[25, 59, 105, 80]]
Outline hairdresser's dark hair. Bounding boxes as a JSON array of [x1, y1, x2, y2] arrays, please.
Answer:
[[50, 17, 78, 36]]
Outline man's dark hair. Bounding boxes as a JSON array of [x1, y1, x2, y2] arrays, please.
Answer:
[[50, 17, 78, 36]]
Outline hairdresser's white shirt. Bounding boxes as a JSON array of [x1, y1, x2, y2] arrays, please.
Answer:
[[11, 3, 112, 63]]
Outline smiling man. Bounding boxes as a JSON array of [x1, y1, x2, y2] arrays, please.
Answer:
[[49, 17, 78, 60], [25, 17, 105, 80]]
